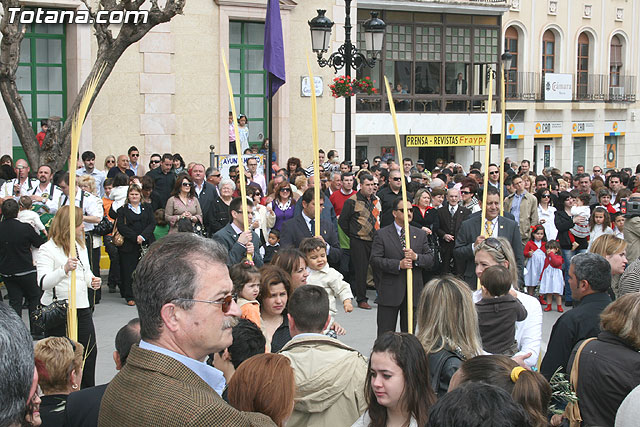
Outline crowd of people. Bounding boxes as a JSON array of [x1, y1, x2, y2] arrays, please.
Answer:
[[1, 147, 640, 427]]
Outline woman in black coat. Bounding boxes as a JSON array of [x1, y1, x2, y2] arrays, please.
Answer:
[[554, 191, 587, 306], [205, 178, 234, 236], [116, 184, 155, 306]]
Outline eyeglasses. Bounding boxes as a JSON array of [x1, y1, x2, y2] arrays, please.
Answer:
[[460, 190, 471, 195], [182, 182, 192, 187], [594, 169, 602, 173], [173, 294, 237, 313], [392, 177, 402, 181], [541, 194, 550, 198], [489, 171, 500, 175], [280, 188, 291, 192], [130, 153, 139, 157], [150, 160, 160, 164]]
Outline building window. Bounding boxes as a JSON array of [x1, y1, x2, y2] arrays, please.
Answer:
[[542, 30, 555, 74], [229, 21, 267, 147], [356, 11, 500, 113], [576, 32, 589, 99], [609, 35, 622, 87], [504, 26, 518, 97], [14, 22, 67, 158]]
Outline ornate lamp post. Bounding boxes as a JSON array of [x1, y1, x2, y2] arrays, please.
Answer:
[[309, 4, 385, 161]]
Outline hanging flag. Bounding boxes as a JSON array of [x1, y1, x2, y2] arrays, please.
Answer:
[[263, 0, 286, 97]]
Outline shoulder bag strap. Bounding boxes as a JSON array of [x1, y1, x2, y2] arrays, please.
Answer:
[[565, 337, 597, 427]]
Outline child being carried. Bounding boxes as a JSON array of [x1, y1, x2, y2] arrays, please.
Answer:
[[476, 265, 528, 355]]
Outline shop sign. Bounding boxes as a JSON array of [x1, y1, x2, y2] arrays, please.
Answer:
[[506, 122, 524, 139], [217, 154, 265, 180], [544, 73, 573, 101], [534, 121, 562, 138], [405, 134, 486, 147], [605, 120, 625, 136], [571, 122, 594, 137]]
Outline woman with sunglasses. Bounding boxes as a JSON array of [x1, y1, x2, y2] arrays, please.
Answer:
[[473, 237, 542, 369], [268, 181, 295, 232], [459, 178, 481, 214], [358, 159, 370, 172], [535, 187, 557, 240], [165, 174, 203, 233], [103, 154, 116, 171], [247, 185, 275, 244], [117, 184, 156, 306]]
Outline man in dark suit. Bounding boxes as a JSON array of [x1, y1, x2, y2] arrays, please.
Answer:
[[145, 153, 176, 208], [280, 188, 342, 269], [99, 233, 274, 426], [371, 198, 434, 336], [454, 186, 524, 290], [190, 163, 217, 221], [64, 318, 141, 427], [212, 197, 264, 267], [436, 188, 470, 275]]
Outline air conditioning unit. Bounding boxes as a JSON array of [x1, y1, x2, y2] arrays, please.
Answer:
[[609, 86, 625, 100]]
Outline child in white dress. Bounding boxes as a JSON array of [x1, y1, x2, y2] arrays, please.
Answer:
[[588, 207, 613, 250], [539, 240, 564, 313], [523, 225, 547, 300]]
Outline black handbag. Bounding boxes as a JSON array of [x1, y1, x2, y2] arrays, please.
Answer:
[[93, 215, 114, 236], [31, 285, 68, 331]]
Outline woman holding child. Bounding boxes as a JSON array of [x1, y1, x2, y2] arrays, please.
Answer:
[[554, 190, 588, 306]]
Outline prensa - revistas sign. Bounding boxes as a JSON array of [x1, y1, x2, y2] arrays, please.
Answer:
[[544, 73, 573, 101]]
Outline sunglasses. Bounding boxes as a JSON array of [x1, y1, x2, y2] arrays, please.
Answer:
[[489, 171, 500, 175], [173, 294, 236, 313], [130, 153, 139, 157], [482, 237, 503, 251], [182, 182, 192, 187], [150, 160, 160, 164], [280, 188, 291, 192], [541, 194, 550, 198], [392, 177, 402, 181]]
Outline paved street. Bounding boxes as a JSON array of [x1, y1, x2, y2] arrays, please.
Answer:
[[87, 285, 563, 385]]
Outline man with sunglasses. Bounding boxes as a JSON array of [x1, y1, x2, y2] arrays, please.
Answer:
[[145, 153, 176, 208], [0, 159, 38, 201], [99, 234, 275, 426], [212, 197, 264, 267], [127, 146, 145, 176], [148, 153, 162, 170], [454, 186, 524, 290], [377, 169, 403, 227]]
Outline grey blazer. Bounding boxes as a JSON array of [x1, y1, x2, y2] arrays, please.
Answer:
[[212, 224, 264, 267]]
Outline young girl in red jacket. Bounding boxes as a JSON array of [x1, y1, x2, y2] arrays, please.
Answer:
[[539, 240, 564, 312], [524, 224, 546, 301]]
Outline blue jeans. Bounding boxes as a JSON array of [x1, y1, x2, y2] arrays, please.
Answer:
[[561, 248, 586, 302]]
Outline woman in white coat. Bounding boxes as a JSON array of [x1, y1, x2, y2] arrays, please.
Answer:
[[36, 205, 101, 389]]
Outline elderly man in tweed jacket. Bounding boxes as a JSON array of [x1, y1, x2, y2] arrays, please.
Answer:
[[98, 234, 275, 427]]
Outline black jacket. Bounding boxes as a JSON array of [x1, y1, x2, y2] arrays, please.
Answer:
[[555, 209, 588, 250], [64, 384, 108, 427], [436, 203, 470, 241], [116, 203, 156, 253], [567, 331, 640, 427], [146, 168, 176, 208], [410, 205, 439, 235], [540, 292, 611, 379], [0, 218, 45, 276], [376, 185, 402, 228], [205, 198, 231, 236]]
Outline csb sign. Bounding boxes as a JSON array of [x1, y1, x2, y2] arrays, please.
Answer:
[[534, 121, 562, 138], [406, 134, 486, 147]]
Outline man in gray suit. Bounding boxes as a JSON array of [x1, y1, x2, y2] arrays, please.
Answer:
[[212, 197, 263, 266], [454, 186, 524, 289]]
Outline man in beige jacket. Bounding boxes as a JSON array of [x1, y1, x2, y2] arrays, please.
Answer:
[[504, 175, 539, 246], [280, 285, 368, 427]]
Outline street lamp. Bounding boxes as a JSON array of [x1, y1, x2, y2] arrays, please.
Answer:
[[308, 4, 385, 161]]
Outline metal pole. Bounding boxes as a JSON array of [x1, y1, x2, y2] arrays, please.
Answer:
[[344, 0, 352, 162], [267, 73, 273, 184]]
